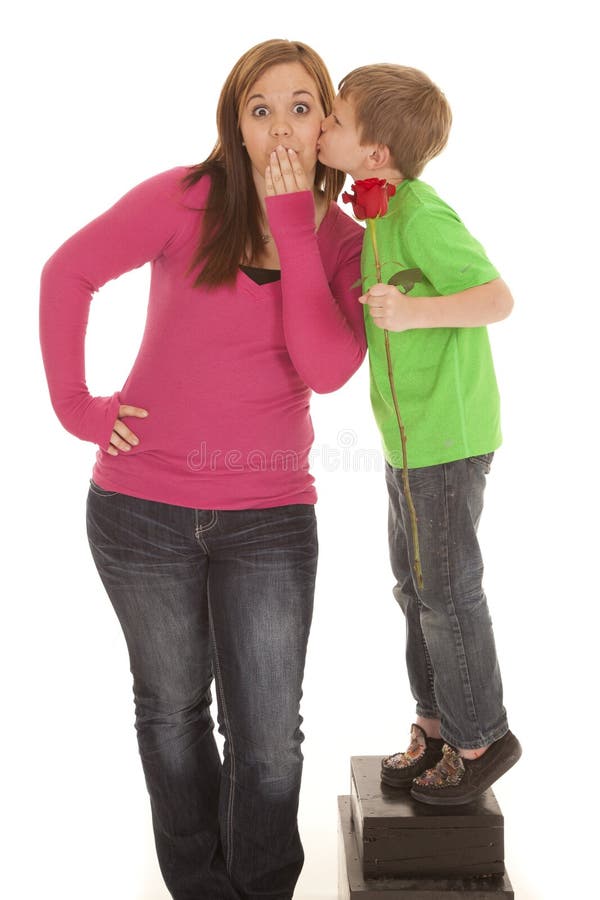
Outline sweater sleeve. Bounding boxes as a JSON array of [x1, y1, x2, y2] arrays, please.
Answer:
[[39, 168, 187, 448], [265, 191, 366, 393]]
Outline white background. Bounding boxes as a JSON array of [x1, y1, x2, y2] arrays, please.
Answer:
[[3, 1, 598, 897]]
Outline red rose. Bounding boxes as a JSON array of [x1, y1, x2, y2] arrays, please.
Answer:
[[342, 178, 396, 220]]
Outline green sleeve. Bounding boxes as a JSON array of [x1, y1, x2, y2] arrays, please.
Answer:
[[402, 205, 500, 296]]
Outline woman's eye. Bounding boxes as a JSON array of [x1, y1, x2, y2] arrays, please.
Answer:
[[252, 106, 269, 117], [293, 103, 310, 114]]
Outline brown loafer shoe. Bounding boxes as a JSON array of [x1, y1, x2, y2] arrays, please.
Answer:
[[410, 729, 522, 806], [380, 723, 445, 788]]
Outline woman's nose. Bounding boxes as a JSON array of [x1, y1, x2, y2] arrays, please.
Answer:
[[270, 117, 291, 137]]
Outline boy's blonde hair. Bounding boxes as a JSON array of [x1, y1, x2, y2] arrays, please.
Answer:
[[338, 64, 452, 179]]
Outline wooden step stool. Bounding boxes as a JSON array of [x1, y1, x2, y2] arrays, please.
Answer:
[[338, 756, 514, 898]]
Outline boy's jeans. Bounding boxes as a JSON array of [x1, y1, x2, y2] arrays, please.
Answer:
[[86, 483, 318, 900], [385, 454, 508, 749]]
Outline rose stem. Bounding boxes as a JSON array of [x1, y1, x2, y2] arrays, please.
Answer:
[[368, 219, 423, 589]]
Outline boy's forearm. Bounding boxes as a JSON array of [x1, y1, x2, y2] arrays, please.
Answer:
[[411, 278, 514, 329]]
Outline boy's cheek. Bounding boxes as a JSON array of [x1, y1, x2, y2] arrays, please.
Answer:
[[317, 142, 334, 165]]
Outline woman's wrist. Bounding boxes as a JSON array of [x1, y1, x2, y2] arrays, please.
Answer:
[[265, 191, 316, 242]]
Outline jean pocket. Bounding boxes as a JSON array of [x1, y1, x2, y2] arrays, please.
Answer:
[[467, 452, 494, 474], [89, 479, 119, 497]]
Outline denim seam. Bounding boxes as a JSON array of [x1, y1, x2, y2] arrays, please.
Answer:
[[390, 466, 439, 719], [88, 479, 119, 497], [440, 463, 480, 745], [419, 616, 438, 715], [207, 597, 236, 875], [194, 509, 218, 544]]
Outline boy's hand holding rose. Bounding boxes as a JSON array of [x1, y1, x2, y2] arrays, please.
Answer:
[[360, 283, 418, 332]]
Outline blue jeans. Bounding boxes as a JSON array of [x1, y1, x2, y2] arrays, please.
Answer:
[[86, 483, 318, 900], [385, 455, 508, 749]]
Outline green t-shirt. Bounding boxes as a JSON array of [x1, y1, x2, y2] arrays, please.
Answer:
[[362, 179, 502, 469]]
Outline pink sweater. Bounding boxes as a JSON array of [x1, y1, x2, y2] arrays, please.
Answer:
[[40, 168, 366, 509]]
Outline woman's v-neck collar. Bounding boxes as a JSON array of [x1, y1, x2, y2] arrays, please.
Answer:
[[238, 199, 338, 296]]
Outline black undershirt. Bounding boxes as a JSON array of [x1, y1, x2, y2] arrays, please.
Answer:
[[239, 265, 281, 285]]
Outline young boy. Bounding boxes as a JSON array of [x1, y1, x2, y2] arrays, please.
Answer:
[[318, 65, 521, 805]]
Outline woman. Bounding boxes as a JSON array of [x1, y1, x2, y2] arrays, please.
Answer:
[[40, 39, 365, 900]]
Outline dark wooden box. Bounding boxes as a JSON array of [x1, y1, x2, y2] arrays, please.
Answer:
[[351, 756, 505, 879], [339, 796, 514, 899]]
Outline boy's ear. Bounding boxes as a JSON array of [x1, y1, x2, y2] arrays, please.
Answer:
[[365, 144, 391, 171]]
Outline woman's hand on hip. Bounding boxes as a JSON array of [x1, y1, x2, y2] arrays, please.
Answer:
[[265, 145, 309, 195], [107, 404, 149, 456]]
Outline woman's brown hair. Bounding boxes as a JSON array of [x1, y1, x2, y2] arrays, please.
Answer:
[[183, 39, 345, 288]]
